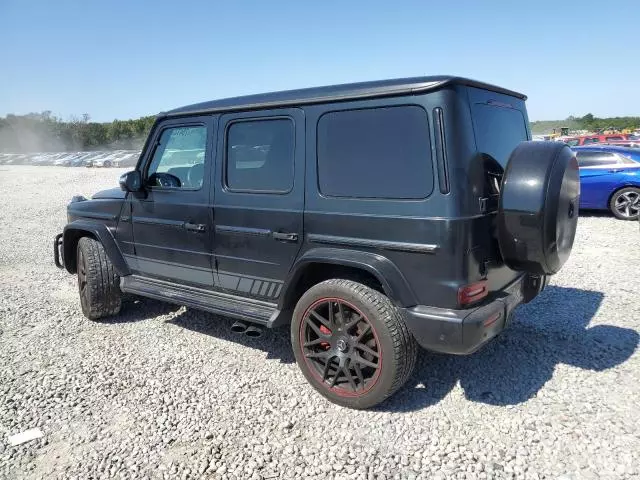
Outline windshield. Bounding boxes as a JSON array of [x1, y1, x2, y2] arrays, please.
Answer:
[[472, 103, 528, 167]]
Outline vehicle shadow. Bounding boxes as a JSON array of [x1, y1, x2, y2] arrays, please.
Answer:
[[165, 308, 296, 364], [111, 285, 638, 410], [100, 297, 182, 324], [380, 285, 639, 412]]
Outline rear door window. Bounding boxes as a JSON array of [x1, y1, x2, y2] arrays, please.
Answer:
[[471, 104, 528, 167], [225, 118, 294, 193], [575, 151, 618, 167]]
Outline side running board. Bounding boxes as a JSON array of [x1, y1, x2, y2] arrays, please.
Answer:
[[120, 275, 279, 326]]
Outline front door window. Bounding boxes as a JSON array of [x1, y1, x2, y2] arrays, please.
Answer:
[[147, 126, 207, 189]]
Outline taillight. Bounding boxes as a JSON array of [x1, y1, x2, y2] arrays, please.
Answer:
[[458, 280, 488, 306]]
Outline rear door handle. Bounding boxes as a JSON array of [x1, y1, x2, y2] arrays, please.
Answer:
[[184, 222, 206, 232], [272, 231, 298, 242]]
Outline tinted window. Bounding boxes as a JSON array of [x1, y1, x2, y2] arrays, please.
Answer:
[[565, 138, 580, 147], [576, 151, 617, 167], [583, 137, 599, 144], [620, 155, 637, 164], [472, 104, 528, 167], [317, 106, 432, 199], [147, 126, 207, 189], [605, 136, 623, 141], [226, 119, 294, 193]]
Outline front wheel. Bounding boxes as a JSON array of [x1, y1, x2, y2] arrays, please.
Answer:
[[609, 187, 640, 220], [291, 279, 417, 409], [77, 237, 122, 320]]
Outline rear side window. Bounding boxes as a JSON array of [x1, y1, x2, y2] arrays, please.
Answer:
[[576, 151, 617, 167], [317, 106, 433, 199], [472, 104, 528, 167], [225, 119, 294, 193]]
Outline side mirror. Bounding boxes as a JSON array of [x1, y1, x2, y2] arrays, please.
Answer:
[[119, 170, 142, 192]]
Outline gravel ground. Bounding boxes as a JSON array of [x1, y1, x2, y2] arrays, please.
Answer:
[[0, 166, 638, 480]]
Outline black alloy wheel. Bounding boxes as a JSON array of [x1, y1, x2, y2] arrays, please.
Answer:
[[300, 297, 382, 395]]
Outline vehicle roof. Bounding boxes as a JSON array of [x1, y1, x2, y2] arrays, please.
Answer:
[[572, 145, 640, 154], [575, 133, 626, 138], [163, 76, 526, 117]]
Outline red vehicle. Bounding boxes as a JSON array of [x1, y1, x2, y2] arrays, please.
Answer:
[[601, 139, 640, 148], [563, 134, 629, 146]]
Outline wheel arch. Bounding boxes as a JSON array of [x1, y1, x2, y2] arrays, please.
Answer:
[[278, 247, 418, 314], [63, 220, 130, 276], [607, 183, 640, 207]]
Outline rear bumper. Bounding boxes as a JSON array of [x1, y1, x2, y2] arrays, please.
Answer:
[[402, 274, 546, 355]]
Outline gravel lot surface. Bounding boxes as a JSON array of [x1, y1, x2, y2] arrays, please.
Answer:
[[1, 166, 639, 480]]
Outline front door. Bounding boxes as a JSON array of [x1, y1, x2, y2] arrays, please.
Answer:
[[128, 116, 216, 288], [212, 108, 304, 301]]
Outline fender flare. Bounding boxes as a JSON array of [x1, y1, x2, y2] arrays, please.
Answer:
[[279, 247, 418, 309], [62, 220, 130, 276]]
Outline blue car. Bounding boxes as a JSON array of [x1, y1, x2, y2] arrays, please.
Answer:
[[572, 146, 640, 220]]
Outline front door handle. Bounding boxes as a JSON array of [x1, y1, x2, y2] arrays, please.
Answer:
[[184, 222, 206, 233], [272, 231, 298, 242]]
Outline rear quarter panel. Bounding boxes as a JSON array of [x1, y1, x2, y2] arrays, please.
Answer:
[[580, 168, 640, 209]]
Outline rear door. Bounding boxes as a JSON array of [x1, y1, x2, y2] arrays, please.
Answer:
[[576, 151, 623, 208], [128, 116, 216, 288], [212, 109, 304, 301], [468, 87, 530, 290]]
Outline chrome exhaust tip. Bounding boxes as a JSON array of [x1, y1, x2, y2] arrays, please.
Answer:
[[244, 325, 263, 338], [230, 321, 248, 334]]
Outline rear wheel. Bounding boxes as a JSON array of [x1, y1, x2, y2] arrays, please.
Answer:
[[291, 279, 417, 409], [609, 187, 640, 220], [77, 237, 122, 320]]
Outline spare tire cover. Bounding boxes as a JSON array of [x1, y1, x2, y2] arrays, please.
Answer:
[[498, 141, 580, 275]]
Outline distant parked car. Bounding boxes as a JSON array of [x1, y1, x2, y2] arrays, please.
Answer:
[[86, 151, 135, 168], [112, 151, 140, 168], [53, 155, 72, 167], [68, 153, 94, 167], [564, 134, 629, 147], [572, 146, 640, 220], [602, 139, 640, 148]]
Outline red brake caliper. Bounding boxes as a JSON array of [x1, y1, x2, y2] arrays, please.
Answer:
[[319, 325, 331, 349]]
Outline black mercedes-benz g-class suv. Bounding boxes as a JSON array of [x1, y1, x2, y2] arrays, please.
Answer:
[[54, 76, 579, 408]]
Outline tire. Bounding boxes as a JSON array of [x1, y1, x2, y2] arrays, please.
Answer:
[[498, 141, 580, 275], [291, 279, 417, 409], [609, 187, 640, 220], [103, 160, 112, 168], [76, 237, 122, 320]]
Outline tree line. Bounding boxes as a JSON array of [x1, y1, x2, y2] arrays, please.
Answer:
[[2, 111, 639, 153], [530, 114, 640, 135], [0, 112, 156, 153]]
